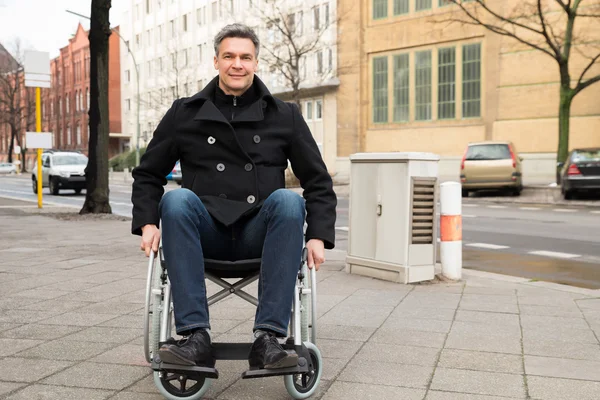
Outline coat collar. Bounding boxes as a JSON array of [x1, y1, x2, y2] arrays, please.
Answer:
[[185, 75, 279, 124]]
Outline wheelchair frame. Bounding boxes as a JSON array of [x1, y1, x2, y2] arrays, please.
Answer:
[[143, 246, 322, 400]]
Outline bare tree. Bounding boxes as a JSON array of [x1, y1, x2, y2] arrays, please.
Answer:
[[252, 0, 339, 108], [0, 40, 36, 171], [81, 0, 112, 214], [441, 0, 600, 169]]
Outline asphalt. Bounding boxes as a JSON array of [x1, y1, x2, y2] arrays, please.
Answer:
[[1, 198, 600, 399]]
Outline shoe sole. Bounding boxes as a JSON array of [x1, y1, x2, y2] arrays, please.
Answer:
[[264, 352, 299, 369], [157, 347, 195, 366]]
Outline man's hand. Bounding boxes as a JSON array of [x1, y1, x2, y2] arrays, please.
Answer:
[[141, 224, 161, 257], [306, 239, 325, 271]]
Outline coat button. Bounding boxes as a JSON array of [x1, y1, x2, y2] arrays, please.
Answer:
[[216, 163, 225, 172], [219, 193, 227, 199], [253, 135, 261, 144], [245, 163, 253, 172], [247, 195, 256, 204], [208, 136, 216, 144]]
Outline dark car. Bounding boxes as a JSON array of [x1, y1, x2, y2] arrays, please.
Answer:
[[557, 148, 600, 199]]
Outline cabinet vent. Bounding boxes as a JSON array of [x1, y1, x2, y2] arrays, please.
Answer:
[[411, 179, 436, 244]]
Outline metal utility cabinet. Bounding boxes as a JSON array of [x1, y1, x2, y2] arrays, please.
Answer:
[[346, 152, 440, 284]]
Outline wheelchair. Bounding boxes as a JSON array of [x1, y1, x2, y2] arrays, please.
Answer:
[[143, 244, 322, 400]]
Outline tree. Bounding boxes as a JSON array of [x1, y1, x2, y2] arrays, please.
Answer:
[[80, 0, 112, 214], [442, 0, 600, 168], [252, 0, 338, 108], [0, 40, 35, 171]]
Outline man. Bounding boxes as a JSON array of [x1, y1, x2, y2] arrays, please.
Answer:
[[131, 23, 336, 370]]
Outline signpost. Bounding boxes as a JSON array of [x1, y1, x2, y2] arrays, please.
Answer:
[[24, 50, 51, 208]]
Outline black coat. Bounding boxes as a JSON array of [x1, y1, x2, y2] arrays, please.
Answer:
[[131, 76, 337, 249]]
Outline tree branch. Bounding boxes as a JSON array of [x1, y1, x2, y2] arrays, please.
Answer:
[[575, 50, 600, 92], [538, 0, 561, 57]]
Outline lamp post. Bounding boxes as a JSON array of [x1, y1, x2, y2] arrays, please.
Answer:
[[66, 9, 141, 167]]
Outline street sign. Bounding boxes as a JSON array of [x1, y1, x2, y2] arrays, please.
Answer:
[[24, 50, 51, 88], [14, 145, 20, 154], [26, 132, 52, 149]]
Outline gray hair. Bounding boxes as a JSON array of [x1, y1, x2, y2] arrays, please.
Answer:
[[213, 23, 260, 58]]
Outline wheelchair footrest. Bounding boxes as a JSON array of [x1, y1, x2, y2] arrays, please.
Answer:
[[158, 363, 219, 379], [241, 358, 309, 379]]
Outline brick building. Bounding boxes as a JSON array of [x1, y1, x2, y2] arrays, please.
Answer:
[[39, 23, 126, 170]]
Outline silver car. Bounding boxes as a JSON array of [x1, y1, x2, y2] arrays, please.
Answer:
[[0, 163, 17, 174]]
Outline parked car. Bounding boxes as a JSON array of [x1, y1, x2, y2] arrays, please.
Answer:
[[557, 148, 600, 200], [460, 141, 523, 197], [0, 162, 17, 174], [31, 150, 87, 195], [165, 161, 181, 185]]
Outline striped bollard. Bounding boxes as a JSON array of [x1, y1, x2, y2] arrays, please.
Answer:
[[440, 182, 462, 280]]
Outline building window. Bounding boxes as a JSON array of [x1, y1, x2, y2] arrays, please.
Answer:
[[323, 3, 329, 26], [212, 1, 217, 21], [86, 88, 90, 110], [146, 0, 151, 13], [171, 53, 177, 69], [415, 50, 432, 121], [76, 125, 81, 145], [416, 0, 432, 11], [67, 126, 71, 146], [313, 6, 320, 31], [306, 101, 313, 120], [126, 99, 131, 111], [170, 20, 175, 37], [373, 0, 387, 19], [393, 54, 409, 122], [394, 0, 409, 15], [463, 43, 481, 118], [372, 56, 388, 123], [136, 34, 140, 48], [158, 25, 163, 43], [316, 100, 323, 120], [438, 47, 456, 119], [66, 95, 70, 113], [317, 51, 323, 74], [125, 70, 131, 82], [328, 48, 333, 71], [183, 14, 188, 31]]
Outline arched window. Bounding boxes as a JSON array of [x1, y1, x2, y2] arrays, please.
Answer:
[[76, 125, 82, 145], [86, 88, 90, 110]]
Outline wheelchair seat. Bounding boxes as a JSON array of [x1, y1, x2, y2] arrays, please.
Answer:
[[204, 258, 261, 278]]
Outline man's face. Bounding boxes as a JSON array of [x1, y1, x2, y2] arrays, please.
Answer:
[[214, 37, 258, 96]]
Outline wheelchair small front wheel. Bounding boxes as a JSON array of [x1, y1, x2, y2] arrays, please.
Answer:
[[153, 371, 211, 400], [283, 342, 323, 399]]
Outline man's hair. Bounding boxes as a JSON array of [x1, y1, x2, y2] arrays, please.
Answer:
[[213, 23, 260, 58]]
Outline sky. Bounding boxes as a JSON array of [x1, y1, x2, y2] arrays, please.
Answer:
[[0, 0, 127, 59]]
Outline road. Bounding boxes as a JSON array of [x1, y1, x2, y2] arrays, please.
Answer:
[[2, 174, 600, 288]]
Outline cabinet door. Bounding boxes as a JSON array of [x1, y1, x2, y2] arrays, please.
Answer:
[[348, 162, 378, 260], [375, 163, 408, 265]]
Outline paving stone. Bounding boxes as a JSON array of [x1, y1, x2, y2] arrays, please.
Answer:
[[455, 310, 521, 327], [577, 299, 600, 310], [318, 304, 394, 328], [0, 323, 83, 340], [0, 338, 44, 357], [524, 338, 600, 361], [41, 362, 149, 390], [315, 338, 363, 362], [525, 355, 600, 381], [391, 306, 456, 321], [527, 376, 600, 399], [518, 296, 578, 308], [438, 349, 523, 374], [399, 293, 462, 309], [321, 357, 348, 381], [459, 300, 519, 313], [520, 315, 590, 330], [0, 297, 42, 310], [450, 321, 522, 338], [522, 325, 598, 344], [17, 338, 114, 361], [109, 392, 164, 400], [0, 357, 74, 382], [63, 326, 143, 344], [355, 341, 440, 367], [0, 309, 61, 324], [431, 367, 526, 398], [322, 381, 425, 400], [380, 317, 453, 334], [210, 319, 247, 334], [73, 300, 143, 315], [519, 304, 582, 318], [20, 299, 91, 313], [316, 324, 376, 342], [0, 382, 27, 397], [37, 312, 121, 327], [340, 289, 410, 307], [445, 331, 522, 355], [462, 286, 516, 296], [61, 291, 122, 303], [337, 359, 432, 388], [98, 315, 143, 329], [371, 327, 447, 349], [90, 344, 148, 367], [426, 391, 519, 399], [5, 385, 114, 400], [217, 376, 331, 399]]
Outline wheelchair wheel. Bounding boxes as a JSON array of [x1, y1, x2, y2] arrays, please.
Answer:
[[153, 371, 212, 400], [283, 342, 323, 399], [150, 257, 163, 361]]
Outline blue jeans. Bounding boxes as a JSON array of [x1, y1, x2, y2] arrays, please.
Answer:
[[159, 188, 305, 337]]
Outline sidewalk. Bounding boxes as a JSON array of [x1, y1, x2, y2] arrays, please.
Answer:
[[1, 201, 600, 400]]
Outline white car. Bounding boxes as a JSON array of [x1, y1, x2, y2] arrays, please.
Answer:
[[32, 151, 88, 195], [0, 163, 17, 174]]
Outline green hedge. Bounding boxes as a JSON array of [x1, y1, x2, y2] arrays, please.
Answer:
[[109, 147, 146, 171]]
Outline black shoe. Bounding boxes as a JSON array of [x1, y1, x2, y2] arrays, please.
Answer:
[[158, 329, 213, 366], [248, 332, 298, 369]]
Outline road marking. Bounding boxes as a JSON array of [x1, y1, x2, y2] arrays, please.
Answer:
[[466, 243, 510, 250], [463, 214, 476, 218], [591, 211, 600, 214], [463, 204, 478, 208], [487, 205, 507, 209], [529, 250, 581, 259], [335, 226, 349, 232], [520, 207, 541, 210], [553, 209, 577, 213]]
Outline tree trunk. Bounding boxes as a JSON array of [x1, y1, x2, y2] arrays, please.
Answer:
[[80, 0, 112, 214], [557, 84, 573, 168]]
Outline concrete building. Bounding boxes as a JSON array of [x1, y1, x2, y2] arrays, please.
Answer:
[[119, 0, 338, 171], [40, 23, 125, 167], [336, 0, 600, 182]]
